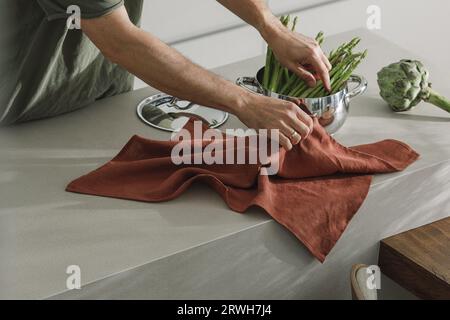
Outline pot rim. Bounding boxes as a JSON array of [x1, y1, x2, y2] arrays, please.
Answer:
[[245, 67, 366, 101]]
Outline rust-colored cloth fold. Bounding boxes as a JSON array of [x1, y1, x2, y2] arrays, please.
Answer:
[[67, 118, 418, 262]]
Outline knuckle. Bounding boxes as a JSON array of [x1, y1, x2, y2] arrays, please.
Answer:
[[285, 102, 297, 113], [312, 50, 322, 59], [298, 114, 313, 128], [304, 125, 311, 134], [298, 128, 308, 139], [302, 124, 310, 134], [306, 46, 316, 54], [317, 69, 327, 78], [307, 41, 319, 51]]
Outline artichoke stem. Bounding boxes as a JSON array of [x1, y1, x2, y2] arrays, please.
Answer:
[[425, 88, 450, 113]]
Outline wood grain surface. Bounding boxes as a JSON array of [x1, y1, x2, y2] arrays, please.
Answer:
[[379, 217, 450, 300]]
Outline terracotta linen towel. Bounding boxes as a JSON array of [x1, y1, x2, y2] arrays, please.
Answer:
[[67, 118, 419, 262]]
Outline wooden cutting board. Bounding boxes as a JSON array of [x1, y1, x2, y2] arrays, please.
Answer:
[[379, 217, 450, 299]]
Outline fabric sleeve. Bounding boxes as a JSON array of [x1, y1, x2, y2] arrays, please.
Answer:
[[37, 0, 124, 20]]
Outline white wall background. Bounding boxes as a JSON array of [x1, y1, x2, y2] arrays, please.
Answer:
[[135, 0, 450, 89]]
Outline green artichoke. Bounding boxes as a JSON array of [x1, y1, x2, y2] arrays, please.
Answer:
[[377, 59, 450, 113]]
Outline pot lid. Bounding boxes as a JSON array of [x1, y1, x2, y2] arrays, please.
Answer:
[[136, 93, 228, 132]]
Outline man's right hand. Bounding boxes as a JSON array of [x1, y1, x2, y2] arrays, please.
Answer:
[[236, 93, 314, 151]]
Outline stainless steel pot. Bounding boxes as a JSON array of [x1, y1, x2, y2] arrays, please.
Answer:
[[236, 68, 368, 134]]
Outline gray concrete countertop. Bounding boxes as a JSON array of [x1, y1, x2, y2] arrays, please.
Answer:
[[1, 29, 449, 299]]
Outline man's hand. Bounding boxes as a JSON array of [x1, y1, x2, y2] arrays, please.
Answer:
[[236, 94, 313, 151], [81, 4, 314, 151], [261, 17, 332, 91], [218, 0, 332, 91]]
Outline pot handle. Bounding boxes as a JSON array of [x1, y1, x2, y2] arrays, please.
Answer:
[[346, 75, 368, 100], [236, 77, 265, 95]]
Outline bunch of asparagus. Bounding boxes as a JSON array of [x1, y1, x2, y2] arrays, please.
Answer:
[[262, 15, 367, 98]]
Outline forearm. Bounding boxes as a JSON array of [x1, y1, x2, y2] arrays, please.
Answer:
[[82, 7, 250, 116], [216, 0, 281, 41], [115, 28, 249, 114], [81, 5, 315, 150]]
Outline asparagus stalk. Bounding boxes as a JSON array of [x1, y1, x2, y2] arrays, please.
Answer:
[[268, 16, 290, 92], [261, 14, 367, 97], [313, 52, 367, 97], [329, 38, 360, 63], [293, 41, 365, 97], [316, 31, 324, 46], [262, 46, 273, 89], [331, 50, 367, 93], [293, 52, 363, 97], [291, 16, 298, 31]]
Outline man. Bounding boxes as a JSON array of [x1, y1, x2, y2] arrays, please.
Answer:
[[0, 0, 331, 150]]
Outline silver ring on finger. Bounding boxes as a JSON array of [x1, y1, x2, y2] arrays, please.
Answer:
[[290, 130, 301, 142], [289, 129, 297, 139]]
